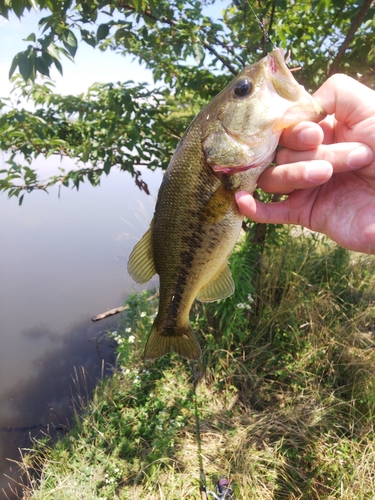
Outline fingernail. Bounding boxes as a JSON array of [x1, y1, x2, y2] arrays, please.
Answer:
[[348, 145, 373, 168], [306, 162, 331, 182]]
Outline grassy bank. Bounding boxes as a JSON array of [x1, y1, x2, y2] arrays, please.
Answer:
[[19, 229, 375, 499]]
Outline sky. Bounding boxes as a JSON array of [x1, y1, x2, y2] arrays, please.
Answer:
[[0, 9, 154, 99]]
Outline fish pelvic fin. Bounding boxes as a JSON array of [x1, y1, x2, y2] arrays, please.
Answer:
[[197, 262, 235, 302], [144, 322, 201, 361]]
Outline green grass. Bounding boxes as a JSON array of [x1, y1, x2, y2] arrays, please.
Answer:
[[18, 229, 375, 499]]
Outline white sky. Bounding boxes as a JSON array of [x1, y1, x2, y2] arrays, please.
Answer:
[[0, 9, 154, 98]]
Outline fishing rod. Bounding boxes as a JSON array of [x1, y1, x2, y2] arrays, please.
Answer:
[[189, 361, 235, 500]]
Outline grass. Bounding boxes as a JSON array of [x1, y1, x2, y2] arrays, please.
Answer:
[[15, 228, 375, 499]]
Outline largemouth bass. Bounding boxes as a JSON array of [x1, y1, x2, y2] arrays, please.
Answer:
[[128, 49, 325, 360]]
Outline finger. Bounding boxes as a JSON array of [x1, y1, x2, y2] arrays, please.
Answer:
[[314, 74, 375, 125], [319, 114, 335, 144], [257, 160, 332, 194], [235, 191, 296, 225], [276, 143, 373, 172], [279, 121, 324, 150]]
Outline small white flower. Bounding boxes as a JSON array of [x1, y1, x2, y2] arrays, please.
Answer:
[[125, 327, 131, 333], [140, 311, 147, 317], [112, 330, 118, 336], [128, 335, 135, 344], [237, 301, 252, 310]]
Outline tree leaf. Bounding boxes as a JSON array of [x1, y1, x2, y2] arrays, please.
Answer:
[[103, 158, 112, 174], [10, 0, 26, 18], [18, 50, 34, 81], [193, 43, 205, 65], [35, 55, 50, 77], [147, 0, 158, 17], [97, 23, 110, 41], [0, 114, 7, 128], [53, 58, 63, 75], [80, 28, 97, 48], [9, 53, 20, 79], [47, 42, 60, 60], [62, 29, 78, 57], [29, 0, 38, 10], [24, 32, 36, 42]]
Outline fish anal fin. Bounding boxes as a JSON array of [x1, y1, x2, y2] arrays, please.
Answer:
[[127, 221, 157, 284], [197, 263, 235, 302], [144, 322, 201, 361]]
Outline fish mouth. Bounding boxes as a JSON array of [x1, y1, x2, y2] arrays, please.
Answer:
[[268, 48, 292, 78], [211, 152, 275, 175]]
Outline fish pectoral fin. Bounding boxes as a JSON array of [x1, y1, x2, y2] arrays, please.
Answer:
[[127, 220, 157, 284], [197, 263, 235, 302], [144, 322, 201, 360], [202, 184, 234, 224]]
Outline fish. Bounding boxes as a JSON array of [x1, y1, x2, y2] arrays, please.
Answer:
[[128, 49, 326, 360]]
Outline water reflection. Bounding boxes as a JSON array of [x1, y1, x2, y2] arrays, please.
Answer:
[[0, 164, 162, 497], [0, 317, 116, 497]]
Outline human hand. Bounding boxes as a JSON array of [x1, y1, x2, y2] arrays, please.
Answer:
[[236, 74, 375, 254]]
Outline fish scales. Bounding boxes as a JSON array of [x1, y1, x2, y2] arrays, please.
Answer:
[[128, 49, 326, 360]]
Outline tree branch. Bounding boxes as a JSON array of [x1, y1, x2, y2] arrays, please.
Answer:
[[91, 293, 157, 322], [328, 0, 374, 77], [119, 3, 238, 75], [268, 0, 277, 36], [201, 40, 238, 75]]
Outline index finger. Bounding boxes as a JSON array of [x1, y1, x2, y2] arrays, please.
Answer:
[[314, 74, 375, 125], [279, 121, 324, 151]]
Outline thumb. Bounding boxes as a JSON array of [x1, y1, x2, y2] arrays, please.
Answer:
[[235, 191, 293, 225]]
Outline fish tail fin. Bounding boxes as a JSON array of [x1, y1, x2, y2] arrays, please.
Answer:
[[144, 321, 201, 361]]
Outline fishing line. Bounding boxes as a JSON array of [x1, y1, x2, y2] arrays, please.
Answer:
[[190, 360, 208, 500], [245, 2, 301, 73], [246, 0, 276, 50]]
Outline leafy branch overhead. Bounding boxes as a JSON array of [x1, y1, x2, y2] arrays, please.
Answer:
[[0, 0, 375, 202]]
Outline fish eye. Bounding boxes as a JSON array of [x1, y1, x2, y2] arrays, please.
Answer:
[[234, 79, 253, 98]]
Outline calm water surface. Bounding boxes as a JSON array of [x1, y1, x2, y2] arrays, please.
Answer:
[[0, 162, 162, 497]]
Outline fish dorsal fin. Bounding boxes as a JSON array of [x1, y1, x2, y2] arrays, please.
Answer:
[[197, 262, 235, 302], [127, 220, 157, 284]]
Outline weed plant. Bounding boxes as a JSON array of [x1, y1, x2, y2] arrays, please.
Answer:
[[17, 228, 375, 499]]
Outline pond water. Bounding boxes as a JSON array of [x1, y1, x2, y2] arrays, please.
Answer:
[[0, 161, 162, 497]]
